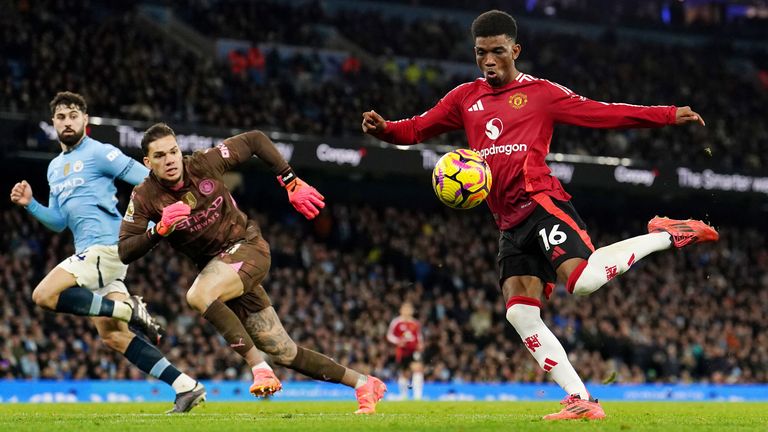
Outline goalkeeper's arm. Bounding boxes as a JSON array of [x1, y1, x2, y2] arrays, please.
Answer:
[[224, 130, 325, 220], [118, 225, 161, 264], [119, 198, 190, 264], [220, 130, 290, 174]]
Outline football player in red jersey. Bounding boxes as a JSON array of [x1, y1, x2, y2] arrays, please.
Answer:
[[386, 302, 424, 400], [363, 10, 718, 420]]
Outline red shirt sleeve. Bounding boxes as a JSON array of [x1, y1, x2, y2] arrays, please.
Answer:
[[544, 80, 677, 128], [379, 84, 466, 145], [386, 319, 399, 344]]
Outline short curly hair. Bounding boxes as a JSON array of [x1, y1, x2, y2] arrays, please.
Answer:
[[471, 10, 518, 41], [49, 91, 87, 115]]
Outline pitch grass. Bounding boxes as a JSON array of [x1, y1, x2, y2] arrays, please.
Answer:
[[1, 401, 767, 432]]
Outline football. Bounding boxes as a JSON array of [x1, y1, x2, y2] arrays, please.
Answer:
[[432, 148, 492, 209]]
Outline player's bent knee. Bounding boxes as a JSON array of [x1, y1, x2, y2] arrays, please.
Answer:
[[31, 287, 56, 309], [572, 284, 597, 296], [185, 288, 210, 312], [571, 263, 605, 296]]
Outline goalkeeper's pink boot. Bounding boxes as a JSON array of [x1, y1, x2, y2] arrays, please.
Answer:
[[354, 376, 387, 414], [249, 368, 282, 397], [647, 216, 719, 248], [543, 394, 606, 420]]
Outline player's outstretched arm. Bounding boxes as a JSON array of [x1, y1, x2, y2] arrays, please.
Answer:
[[362, 110, 388, 138], [545, 80, 707, 130], [10, 180, 67, 232], [277, 169, 325, 220], [10, 180, 32, 207], [361, 86, 464, 145], [674, 106, 706, 126], [218, 130, 325, 220], [209, 130, 290, 175]]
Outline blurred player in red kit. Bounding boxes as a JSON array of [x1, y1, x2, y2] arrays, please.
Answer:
[[363, 10, 718, 420], [386, 302, 424, 400]]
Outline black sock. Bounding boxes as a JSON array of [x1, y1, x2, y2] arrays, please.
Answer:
[[123, 337, 181, 385], [55, 287, 116, 317]]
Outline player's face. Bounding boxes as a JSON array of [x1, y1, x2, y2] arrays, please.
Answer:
[[144, 135, 184, 184], [474, 35, 521, 87], [401, 303, 414, 317], [52, 105, 88, 147]]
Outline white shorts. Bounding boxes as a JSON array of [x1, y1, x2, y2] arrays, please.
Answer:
[[57, 244, 129, 297]]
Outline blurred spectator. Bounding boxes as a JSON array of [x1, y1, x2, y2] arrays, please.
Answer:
[[228, 50, 248, 77], [247, 47, 266, 85], [341, 55, 361, 77]]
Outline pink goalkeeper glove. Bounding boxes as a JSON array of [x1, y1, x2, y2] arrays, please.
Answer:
[[156, 201, 191, 236], [280, 177, 325, 219]]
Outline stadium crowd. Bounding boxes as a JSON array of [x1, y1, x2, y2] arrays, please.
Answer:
[[388, 0, 768, 38], [1, 200, 765, 385], [1, 1, 767, 171]]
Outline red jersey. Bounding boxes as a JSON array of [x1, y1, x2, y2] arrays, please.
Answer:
[[386, 316, 422, 360], [379, 73, 677, 230]]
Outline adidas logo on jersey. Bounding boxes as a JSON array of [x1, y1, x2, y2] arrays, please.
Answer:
[[467, 100, 485, 112]]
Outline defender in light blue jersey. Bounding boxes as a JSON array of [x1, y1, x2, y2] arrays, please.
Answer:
[[10, 92, 205, 413], [35, 128, 146, 253]]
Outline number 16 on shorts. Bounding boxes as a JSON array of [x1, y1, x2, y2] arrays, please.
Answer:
[[538, 224, 567, 251]]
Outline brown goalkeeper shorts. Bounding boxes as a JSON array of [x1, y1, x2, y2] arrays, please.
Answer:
[[217, 225, 273, 321]]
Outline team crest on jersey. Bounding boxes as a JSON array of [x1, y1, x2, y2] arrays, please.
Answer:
[[199, 179, 215, 195], [509, 93, 528, 109], [73, 160, 84, 172], [182, 192, 197, 208]]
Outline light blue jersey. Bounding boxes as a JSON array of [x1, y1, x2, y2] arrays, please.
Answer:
[[26, 136, 149, 253]]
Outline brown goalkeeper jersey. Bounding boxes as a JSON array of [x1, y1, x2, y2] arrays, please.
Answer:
[[119, 131, 289, 268]]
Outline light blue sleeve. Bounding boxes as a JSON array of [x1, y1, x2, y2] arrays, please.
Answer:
[[96, 144, 149, 185], [25, 195, 67, 233], [119, 160, 150, 186]]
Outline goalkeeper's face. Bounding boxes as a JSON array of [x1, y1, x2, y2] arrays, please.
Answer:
[[474, 35, 520, 88], [144, 135, 184, 185]]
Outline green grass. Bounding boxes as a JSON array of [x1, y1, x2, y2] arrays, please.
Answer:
[[1, 401, 766, 431]]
